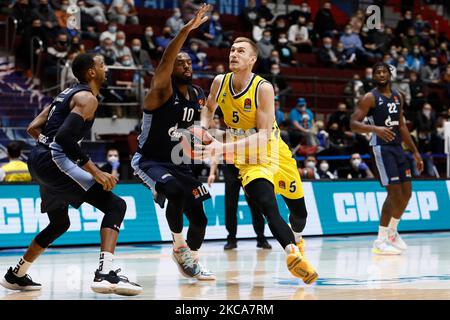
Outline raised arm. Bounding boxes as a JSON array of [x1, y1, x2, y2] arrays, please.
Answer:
[[144, 3, 211, 112], [350, 92, 396, 143], [200, 74, 224, 128], [27, 104, 52, 140]]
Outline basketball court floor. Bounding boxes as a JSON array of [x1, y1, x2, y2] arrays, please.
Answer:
[[1, 232, 449, 300]]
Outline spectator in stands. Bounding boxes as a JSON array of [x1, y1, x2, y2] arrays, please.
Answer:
[[256, 30, 274, 72], [317, 160, 336, 180], [113, 31, 132, 61], [274, 96, 290, 146], [363, 67, 375, 92], [100, 148, 121, 180], [327, 102, 351, 134], [315, 120, 329, 152], [344, 74, 364, 108], [55, 0, 70, 28], [442, 64, 450, 99], [421, 56, 441, 85], [275, 33, 297, 66], [314, 2, 337, 38], [108, 0, 139, 25], [46, 32, 69, 71], [393, 56, 411, 105], [345, 153, 374, 179], [406, 44, 425, 72], [131, 38, 154, 74], [32, 0, 58, 35], [242, 0, 258, 29], [318, 37, 338, 68], [60, 50, 78, 90], [253, 17, 267, 42], [300, 155, 320, 180], [289, 98, 317, 147], [180, 0, 200, 23], [297, 1, 312, 22], [21, 18, 49, 70], [437, 41, 450, 66], [78, 0, 108, 24], [69, 35, 85, 54], [372, 23, 393, 54], [12, 0, 33, 34], [215, 63, 225, 74], [95, 37, 117, 65], [141, 26, 158, 60], [269, 63, 291, 109], [166, 8, 184, 37], [271, 16, 289, 42], [199, 10, 229, 48], [396, 10, 414, 36], [0, 141, 32, 182], [156, 27, 174, 52], [413, 103, 439, 177], [340, 25, 371, 62], [100, 21, 118, 42], [402, 27, 419, 51], [336, 41, 356, 68], [187, 40, 209, 72], [414, 13, 430, 34], [408, 70, 426, 113], [288, 15, 312, 54], [256, 0, 274, 23]]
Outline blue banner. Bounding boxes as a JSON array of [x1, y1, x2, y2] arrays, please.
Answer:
[[0, 180, 449, 248]]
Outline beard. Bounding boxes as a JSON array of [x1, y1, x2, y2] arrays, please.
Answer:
[[173, 74, 192, 85], [375, 79, 389, 88]]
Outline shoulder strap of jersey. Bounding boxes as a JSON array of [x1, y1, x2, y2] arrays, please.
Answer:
[[254, 76, 270, 109], [215, 73, 229, 103]]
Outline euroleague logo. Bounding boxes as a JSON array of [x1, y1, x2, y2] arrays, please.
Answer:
[[243, 98, 252, 112]]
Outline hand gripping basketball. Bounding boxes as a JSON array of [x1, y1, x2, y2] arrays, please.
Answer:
[[180, 125, 213, 160]]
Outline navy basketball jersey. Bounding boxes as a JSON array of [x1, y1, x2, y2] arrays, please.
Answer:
[[137, 84, 206, 161], [39, 83, 95, 146], [367, 88, 402, 146]]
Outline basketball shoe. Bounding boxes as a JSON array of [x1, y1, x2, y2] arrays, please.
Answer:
[[0, 267, 41, 291], [296, 238, 306, 256], [172, 246, 201, 278], [372, 238, 402, 255], [194, 261, 216, 281], [91, 268, 143, 296], [388, 229, 408, 251], [286, 245, 318, 284]]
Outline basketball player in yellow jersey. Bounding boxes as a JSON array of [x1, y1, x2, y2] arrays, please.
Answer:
[[198, 37, 318, 284]]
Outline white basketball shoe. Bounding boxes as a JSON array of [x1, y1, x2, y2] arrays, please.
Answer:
[[372, 238, 402, 255], [388, 229, 408, 251]]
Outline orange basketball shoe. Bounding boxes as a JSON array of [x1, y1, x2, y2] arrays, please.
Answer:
[[286, 245, 318, 285]]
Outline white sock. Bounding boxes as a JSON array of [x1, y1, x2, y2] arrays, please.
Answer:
[[284, 244, 299, 255], [172, 232, 187, 250], [388, 218, 400, 231], [191, 250, 199, 263], [293, 231, 303, 244], [377, 226, 389, 240], [99, 251, 114, 273], [12, 257, 32, 277]]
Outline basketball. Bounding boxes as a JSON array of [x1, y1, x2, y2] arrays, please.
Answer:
[[180, 125, 213, 159]]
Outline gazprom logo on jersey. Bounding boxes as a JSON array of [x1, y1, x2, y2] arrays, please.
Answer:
[[313, 180, 450, 234]]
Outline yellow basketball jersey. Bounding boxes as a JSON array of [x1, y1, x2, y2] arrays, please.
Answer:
[[2, 160, 32, 182]]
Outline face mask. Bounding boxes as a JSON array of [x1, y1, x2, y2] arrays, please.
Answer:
[[259, 22, 267, 28], [105, 45, 113, 51], [271, 69, 280, 75], [146, 31, 153, 37], [132, 45, 140, 52], [378, 28, 385, 33], [299, 106, 306, 111], [109, 26, 117, 33], [362, 27, 369, 33], [301, 7, 309, 13], [212, 15, 219, 21], [108, 155, 119, 162], [320, 162, 329, 172], [163, 32, 171, 37], [116, 39, 125, 46], [366, 74, 372, 79], [345, 30, 352, 35], [122, 60, 132, 66], [306, 161, 316, 169], [263, 36, 271, 42], [59, 41, 67, 46], [352, 159, 361, 168], [423, 110, 431, 118], [174, 12, 181, 18], [278, 38, 287, 44], [414, 49, 420, 54], [337, 47, 344, 52], [324, 44, 332, 49], [191, 45, 198, 52]]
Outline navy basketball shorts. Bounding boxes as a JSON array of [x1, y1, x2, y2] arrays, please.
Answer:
[[131, 152, 211, 207], [28, 144, 96, 212], [371, 144, 412, 187]]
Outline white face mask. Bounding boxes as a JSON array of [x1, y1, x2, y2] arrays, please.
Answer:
[[132, 45, 140, 52], [146, 31, 153, 37], [306, 161, 316, 169], [259, 22, 266, 28], [212, 15, 219, 21], [122, 59, 132, 66], [109, 26, 117, 33], [278, 38, 288, 44], [423, 110, 431, 118], [352, 159, 361, 168], [174, 11, 181, 18], [116, 39, 125, 46], [320, 162, 329, 172], [108, 155, 119, 162]]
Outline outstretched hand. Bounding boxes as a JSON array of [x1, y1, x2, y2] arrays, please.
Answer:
[[185, 3, 212, 31]]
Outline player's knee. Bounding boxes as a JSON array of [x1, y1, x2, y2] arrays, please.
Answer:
[[114, 197, 127, 223]]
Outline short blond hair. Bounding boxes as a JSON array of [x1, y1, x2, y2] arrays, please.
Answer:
[[233, 37, 258, 57]]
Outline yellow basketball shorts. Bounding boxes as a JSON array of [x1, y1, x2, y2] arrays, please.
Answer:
[[235, 141, 304, 199]]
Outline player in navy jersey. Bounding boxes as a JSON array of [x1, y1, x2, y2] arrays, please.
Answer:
[[131, 4, 215, 280], [0, 53, 142, 296], [350, 62, 423, 255]]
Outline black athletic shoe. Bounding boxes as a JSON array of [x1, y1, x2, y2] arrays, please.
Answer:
[[257, 239, 272, 249], [0, 267, 41, 291], [91, 268, 143, 296], [224, 239, 237, 250]]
